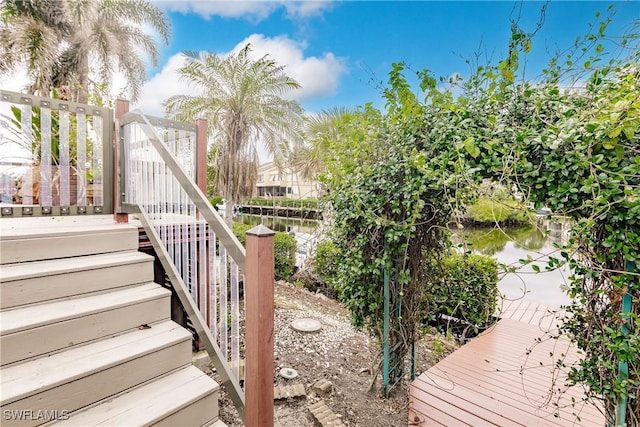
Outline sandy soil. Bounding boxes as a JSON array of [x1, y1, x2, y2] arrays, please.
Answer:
[[213, 281, 457, 427]]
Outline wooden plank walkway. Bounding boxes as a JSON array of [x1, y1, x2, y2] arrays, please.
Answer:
[[409, 299, 605, 426]]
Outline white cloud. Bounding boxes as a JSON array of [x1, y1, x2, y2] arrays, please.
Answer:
[[158, 1, 276, 21], [155, 1, 333, 21], [133, 33, 346, 117], [231, 34, 346, 101], [131, 54, 192, 116], [283, 1, 334, 19]]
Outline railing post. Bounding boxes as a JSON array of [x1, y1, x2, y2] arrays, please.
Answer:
[[245, 225, 275, 427], [113, 99, 129, 223], [196, 118, 208, 195], [195, 118, 209, 339]]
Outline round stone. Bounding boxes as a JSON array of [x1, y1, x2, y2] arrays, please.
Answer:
[[290, 318, 322, 333], [280, 367, 298, 379]]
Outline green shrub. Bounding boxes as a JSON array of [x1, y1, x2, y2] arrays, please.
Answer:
[[273, 232, 296, 280], [312, 240, 341, 291], [232, 223, 296, 281], [232, 223, 253, 242], [422, 252, 498, 330], [465, 197, 530, 225], [208, 196, 224, 208]]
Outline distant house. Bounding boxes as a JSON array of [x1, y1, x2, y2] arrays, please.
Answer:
[[255, 161, 319, 199]]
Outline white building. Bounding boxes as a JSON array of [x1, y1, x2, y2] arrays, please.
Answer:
[[255, 162, 319, 199]]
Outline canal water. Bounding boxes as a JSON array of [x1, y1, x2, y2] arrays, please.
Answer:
[[236, 214, 572, 307], [235, 214, 318, 234], [453, 224, 572, 307]]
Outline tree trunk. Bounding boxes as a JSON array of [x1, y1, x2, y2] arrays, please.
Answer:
[[74, 53, 89, 104], [224, 195, 234, 227]]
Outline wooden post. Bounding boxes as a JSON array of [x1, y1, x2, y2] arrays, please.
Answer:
[[195, 118, 209, 342], [195, 118, 208, 194], [113, 99, 129, 223], [244, 224, 275, 427]]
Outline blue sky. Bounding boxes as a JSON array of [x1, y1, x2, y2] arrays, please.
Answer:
[[121, 0, 640, 115], [1, 1, 638, 115]]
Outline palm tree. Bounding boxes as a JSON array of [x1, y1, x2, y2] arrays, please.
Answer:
[[0, 1, 66, 95], [164, 45, 305, 223], [0, 0, 170, 103], [289, 107, 352, 182]]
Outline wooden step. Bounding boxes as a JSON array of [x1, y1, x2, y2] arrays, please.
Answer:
[[0, 321, 192, 427], [0, 219, 138, 264], [0, 251, 154, 308], [49, 366, 220, 426], [0, 283, 171, 366], [205, 420, 228, 427]]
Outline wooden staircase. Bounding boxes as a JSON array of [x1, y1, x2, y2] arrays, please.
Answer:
[[0, 217, 225, 427]]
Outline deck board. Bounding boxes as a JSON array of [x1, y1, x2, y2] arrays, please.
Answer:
[[410, 300, 605, 426]]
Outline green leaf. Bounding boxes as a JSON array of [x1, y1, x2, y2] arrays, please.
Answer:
[[532, 264, 540, 273], [607, 127, 621, 138], [622, 125, 636, 140], [464, 137, 480, 159]]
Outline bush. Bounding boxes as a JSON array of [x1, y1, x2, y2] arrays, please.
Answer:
[[465, 197, 530, 225], [421, 252, 498, 334], [232, 223, 296, 281], [310, 240, 341, 293], [208, 196, 224, 208], [273, 232, 296, 280]]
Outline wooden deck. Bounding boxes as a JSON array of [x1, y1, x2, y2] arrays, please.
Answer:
[[409, 299, 605, 426]]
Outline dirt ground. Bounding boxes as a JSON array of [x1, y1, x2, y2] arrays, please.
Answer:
[[212, 281, 457, 427]]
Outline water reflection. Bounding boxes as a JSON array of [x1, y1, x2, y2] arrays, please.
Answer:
[[454, 223, 572, 307], [236, 214, 572, 307], [235, 214, 318, 234], [455, 226, 548, 255]]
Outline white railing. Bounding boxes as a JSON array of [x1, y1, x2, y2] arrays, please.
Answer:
[[119, 110, 246, 416], [0, 90, 113, 216]]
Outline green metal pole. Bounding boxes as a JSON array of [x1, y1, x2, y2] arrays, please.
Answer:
[[615, 260, 634, 427], [411, 341, 416, 381], [383, 241, 390, 398]]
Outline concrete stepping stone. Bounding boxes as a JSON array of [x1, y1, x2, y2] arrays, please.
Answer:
[[290, 318, 322, 332]]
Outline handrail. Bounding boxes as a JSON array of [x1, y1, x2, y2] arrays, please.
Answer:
[[120, 109, 245, 270], [119, 109, 248, 420], [135, 205, 245, 418]]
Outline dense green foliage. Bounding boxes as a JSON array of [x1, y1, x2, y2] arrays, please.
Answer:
[[421, 252, 498, 333], [318, 7, 639, 420], [314, 239, 499, 338], [232, 223, 296, 281], [516, 68, 640, 423], [443, 16, 640, 421], [321, 77, 471, 387]]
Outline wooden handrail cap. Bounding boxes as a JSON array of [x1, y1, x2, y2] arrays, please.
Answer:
[[246, 224, 275, 237]]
